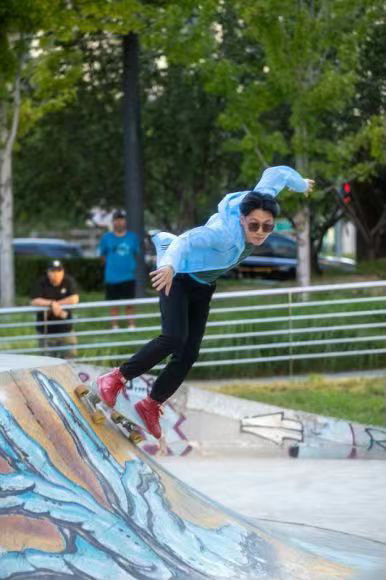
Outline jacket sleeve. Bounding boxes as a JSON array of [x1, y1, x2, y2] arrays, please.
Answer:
[[254, 166, 307, 197], [158, 225, 230, 273]]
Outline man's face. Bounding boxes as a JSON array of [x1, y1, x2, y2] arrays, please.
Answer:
[[240, 208, 275, 246], [113, 217, 126, 234], [47, 268, 64, 286]]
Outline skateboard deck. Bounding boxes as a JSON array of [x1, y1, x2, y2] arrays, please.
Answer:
[[73, 366, 193, 456], [75, 383, 145, 445]]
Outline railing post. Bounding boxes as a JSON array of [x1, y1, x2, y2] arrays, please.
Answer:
[[288, 290, 293, 378], [384, 375, 386, 427]]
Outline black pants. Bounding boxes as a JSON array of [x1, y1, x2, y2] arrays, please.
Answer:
[[119, 274, 215, 403]]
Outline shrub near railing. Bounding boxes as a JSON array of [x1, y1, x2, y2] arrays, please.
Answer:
[[4, 280, 386, 380], [15, 256, 104, 295], [188, 288, 386, 379], [67, 285, 386, 379]]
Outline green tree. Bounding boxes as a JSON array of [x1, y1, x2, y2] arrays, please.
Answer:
[[14, 33, 125, 230], [1, 0, 181, 304], [142, 62, 241, 231], [336, 7, 386, 260], [14, 26, 240, 232], [183, 0, 384, 282], [0, 1, 48, 306], [0, 1, 83, 306]]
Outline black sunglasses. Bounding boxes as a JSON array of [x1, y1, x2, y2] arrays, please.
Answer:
[[246, 221, 275, 233]]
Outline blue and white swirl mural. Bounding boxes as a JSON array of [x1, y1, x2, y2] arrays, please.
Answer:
[[0, 369, 273, 579]]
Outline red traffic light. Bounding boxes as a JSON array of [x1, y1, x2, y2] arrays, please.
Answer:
[[343, 182, 351, 193]]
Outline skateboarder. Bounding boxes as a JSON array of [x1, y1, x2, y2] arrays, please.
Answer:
[[97, 166, 315, 438]]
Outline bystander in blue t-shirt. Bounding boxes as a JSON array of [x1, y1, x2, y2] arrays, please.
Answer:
[[99, 231, 139, 284]]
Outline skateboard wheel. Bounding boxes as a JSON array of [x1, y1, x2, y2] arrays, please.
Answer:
[[130, 432, 143, 444], [75, 384, 89, 398], [91, 410, 105, 424], [111, 411, 123, 423]]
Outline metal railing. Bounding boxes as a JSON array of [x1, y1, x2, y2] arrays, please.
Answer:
[[1, 280, 386, 374]]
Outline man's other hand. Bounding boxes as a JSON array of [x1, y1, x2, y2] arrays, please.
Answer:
[[149, 266, 174, 296]]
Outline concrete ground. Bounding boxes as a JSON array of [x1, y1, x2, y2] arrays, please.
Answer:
[[159, 456, 386, 544]]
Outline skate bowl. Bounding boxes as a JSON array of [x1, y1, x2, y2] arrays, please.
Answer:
[[0, 355, 385, 579]]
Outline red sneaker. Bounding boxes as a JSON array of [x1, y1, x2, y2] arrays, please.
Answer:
[[97, 367, 126, 407], [135, 396, 163, 439]]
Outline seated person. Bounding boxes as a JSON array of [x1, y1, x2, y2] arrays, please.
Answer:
[[30, 260, 79, 358]]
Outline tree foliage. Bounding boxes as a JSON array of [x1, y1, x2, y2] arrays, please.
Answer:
[[14, 34, 124, 229], [171, 0, 386, 264], [14, 23, 241, 232], [3, 0, 386, 266]]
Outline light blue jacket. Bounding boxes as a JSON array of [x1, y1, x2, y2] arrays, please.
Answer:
[[153, 166, 307, 274]]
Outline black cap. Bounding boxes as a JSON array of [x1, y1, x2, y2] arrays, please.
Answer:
[[47, 259, 64, 271], [112, 209, 126, 220]]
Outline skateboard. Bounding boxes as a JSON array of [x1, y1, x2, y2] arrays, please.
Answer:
[[75, 384, 144, 445]]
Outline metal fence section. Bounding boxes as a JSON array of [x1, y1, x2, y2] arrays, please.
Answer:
[[1, 280, 386, 375]]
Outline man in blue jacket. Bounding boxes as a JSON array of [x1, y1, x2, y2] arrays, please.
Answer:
[[97, 166, 315, 438]]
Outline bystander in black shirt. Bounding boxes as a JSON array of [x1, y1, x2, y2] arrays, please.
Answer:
[[30, 275, 77, 334]]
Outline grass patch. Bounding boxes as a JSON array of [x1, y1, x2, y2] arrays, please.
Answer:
[[356, 258, 386, 279], [214, 375, 386, 426]]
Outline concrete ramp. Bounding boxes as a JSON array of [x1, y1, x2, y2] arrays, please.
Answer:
[[0, 356, 383, 579], [181, 386, 386, 459]]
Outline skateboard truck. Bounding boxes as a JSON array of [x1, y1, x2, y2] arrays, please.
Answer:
[[75, 384, 143, 444], [75, 384, 105, 424]]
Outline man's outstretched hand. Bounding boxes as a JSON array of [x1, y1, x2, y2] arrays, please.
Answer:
[[304, 179, 315, 195], [150, 265, 174, 296]]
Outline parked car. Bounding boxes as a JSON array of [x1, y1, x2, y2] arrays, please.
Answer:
[[317, 254, 356, 272], [13, 238, 83, 258], [232, 232, 355, 280]]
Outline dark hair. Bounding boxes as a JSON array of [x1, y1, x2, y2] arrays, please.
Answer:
[[239, 192, 280, 218]]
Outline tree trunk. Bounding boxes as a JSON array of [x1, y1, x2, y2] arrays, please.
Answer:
[[123, 33, 146, 297], [311, 243, 322, 275], [294, 205, 311, 287], [0, 102, 16, 307], [294, 130, 311, 289]]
